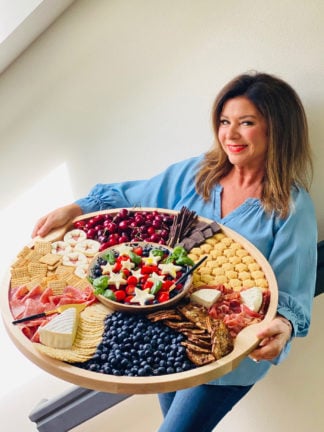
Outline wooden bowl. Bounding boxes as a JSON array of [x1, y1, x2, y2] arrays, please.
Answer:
[[87, 242, 193, 313]]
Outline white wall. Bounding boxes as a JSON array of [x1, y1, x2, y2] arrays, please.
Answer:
[[0, 0, 323, 430]]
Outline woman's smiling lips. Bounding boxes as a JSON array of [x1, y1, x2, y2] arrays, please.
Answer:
[[226, 144, 247, 153]]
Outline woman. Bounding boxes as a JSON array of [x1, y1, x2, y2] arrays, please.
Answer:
[[32, 72, 317, 431]]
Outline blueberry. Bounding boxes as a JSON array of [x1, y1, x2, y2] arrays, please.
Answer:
[[100, 353, 108, 362]]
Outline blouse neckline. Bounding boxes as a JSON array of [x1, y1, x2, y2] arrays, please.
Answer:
[[214, 184, 261, 222]]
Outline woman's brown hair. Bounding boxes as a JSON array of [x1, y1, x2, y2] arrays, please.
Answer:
[[195, 72, 313, 218]]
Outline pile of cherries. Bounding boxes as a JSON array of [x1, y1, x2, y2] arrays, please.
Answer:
[[73, 209, 174, 251]]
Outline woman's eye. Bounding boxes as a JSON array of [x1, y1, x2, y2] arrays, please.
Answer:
[[220, 119, 229, 125], [241, 121, 254, 126]]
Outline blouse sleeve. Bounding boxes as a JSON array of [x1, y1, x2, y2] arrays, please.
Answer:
[[75, 157, 201, 214], [266, 188, 317, 365], [269, 188, 317, 338]]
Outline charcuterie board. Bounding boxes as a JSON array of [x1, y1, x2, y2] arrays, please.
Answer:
[[1, 208, 278, 394]]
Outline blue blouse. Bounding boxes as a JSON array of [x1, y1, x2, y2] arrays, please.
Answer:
[[76, 155, 317, 386]]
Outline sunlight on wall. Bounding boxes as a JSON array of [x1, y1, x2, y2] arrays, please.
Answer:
[[0, 163, 74, 398], [0, 0, 43, 42]]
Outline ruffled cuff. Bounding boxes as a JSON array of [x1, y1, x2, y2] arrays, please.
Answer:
[[75, 184, 128, 214], [277, 291, 311, 338]]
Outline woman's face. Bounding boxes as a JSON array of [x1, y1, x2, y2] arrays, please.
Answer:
[[218, 96, 268, 170]]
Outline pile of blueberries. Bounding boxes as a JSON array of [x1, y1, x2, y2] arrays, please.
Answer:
[[75, 311, 196, 377]]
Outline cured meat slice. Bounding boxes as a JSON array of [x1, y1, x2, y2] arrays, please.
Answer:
[[9, 285, 97, 342]]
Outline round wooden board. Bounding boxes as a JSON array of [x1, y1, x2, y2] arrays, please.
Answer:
[[0, 208, 278, 394]]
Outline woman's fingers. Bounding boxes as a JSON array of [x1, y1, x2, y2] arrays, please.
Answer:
[[31, 204, 83, 238], [249, 316, 292, 362]]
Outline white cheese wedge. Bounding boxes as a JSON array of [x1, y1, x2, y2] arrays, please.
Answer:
[[240, 287, 263, 312], [190, 288, 222, 308], [38, 307, 79, 349]]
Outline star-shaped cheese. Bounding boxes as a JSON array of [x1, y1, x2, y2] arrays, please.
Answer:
[[115, 244, 134, 256], [148, 271, 165, 284], [130, 287, 155, 306], [101, 262, 115, 275], [142, 252, 162, 266], [158, 263, 182, 278], [131, 268, 143, 279], [120, 259, 135, 271], [107, 272, 127, 289]]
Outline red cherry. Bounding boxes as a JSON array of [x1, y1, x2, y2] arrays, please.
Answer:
[[98, 235, 108, 243], [152, 219, 162, 229], [106, 222, 117, 233], [103, 219, 112, 228], [74, 220, 86, 228], [94, 224, 104, 232], [86, 228, 96, 239], [160, 229, 169, 240], [99, 242, 111, 251], [134, 214, 145, 226], [118, 220, 129, 231], [107, 233, 119, 246], [93, 214, 105, 224], [118, 209, 129, 219], [163, 215, 174, 225], [149, 233, 161, 243], [147, 226, 155, 236], [118, 234, 129, 243]]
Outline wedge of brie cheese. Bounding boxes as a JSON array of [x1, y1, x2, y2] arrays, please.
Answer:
[[38, 307, 79, 349], [190, 288, 222, 308], [240, 287, 263, 312]]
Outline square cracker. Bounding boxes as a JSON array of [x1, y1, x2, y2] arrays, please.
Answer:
[[39, 253, 61, 266], [11, 266, 30, 279], [28, 262, 48, 276], [34, 241, 52, 255], [11, 276, 31, 288]]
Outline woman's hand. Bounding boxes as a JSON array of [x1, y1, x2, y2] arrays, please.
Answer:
[[31, 204, 84, 238], [249, 315, 292, 362]]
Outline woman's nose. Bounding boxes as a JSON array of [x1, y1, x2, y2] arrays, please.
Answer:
[[227, 124, 240, 139]]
